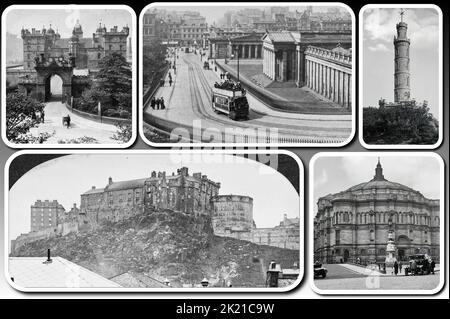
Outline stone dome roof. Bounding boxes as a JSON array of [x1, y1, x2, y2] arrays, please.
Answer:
[[345, 179, 417, 193], [342, 158, 421, 196]]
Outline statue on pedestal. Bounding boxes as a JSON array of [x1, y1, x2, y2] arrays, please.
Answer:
[[385, 229, 397, 270]]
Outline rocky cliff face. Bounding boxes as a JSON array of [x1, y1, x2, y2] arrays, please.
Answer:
[[12, 209, 299, 288]]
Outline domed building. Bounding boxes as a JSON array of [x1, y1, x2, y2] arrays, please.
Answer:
[[314, 159, 440, 265]]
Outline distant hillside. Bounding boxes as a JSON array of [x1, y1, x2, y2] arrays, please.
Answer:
[[11, 209, 299, 288]]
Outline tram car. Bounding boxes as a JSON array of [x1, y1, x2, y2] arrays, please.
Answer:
[[211, 82, 249, 120]]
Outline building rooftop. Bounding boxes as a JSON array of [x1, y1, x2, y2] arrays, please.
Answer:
[[263, 31, 301, 43], [9, 257, 121, 288], [105, 178, 148, 192]]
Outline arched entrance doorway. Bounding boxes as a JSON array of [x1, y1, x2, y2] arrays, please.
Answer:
[[343, 249, 350, 262], [34, 56, 74, 102], [45, 74, 63, 101], [397, 235, 410, 261]]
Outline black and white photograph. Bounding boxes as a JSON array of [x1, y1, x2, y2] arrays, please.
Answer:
[[140, 3, 354, 147], [310, 153, 444, 294], [360, 5, 442, 148], [6, 151, 302, 291], [2, 5, 136, 147]]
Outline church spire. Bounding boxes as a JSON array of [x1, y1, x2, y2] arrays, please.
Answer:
[[374, 157, 385, 181]]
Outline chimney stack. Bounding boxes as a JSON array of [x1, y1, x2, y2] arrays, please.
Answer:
[[108, 177, 113, 185]]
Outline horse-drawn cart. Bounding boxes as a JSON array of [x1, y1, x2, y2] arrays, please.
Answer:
[[62, 115, 71, 128]]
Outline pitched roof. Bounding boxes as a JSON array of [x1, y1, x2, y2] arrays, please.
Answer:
[[264, 31, 299, 43], [82, 187, 105, 195], [9, 257, 121, 288], [105, 178, 148, 192]]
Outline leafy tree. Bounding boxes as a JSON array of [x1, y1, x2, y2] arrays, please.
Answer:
[[363, 104, 439, 145], [94, 52, 132, 114], [76, 52, 132, 118], [111, 122, 133, 143], [6, 92, 51, 143], [143, 38, 168, 85]]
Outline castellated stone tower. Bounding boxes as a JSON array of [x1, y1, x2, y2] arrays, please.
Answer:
[[393, 12, 411, 102]]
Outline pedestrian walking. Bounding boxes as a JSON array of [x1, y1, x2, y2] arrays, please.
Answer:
[[150, 97, 156, 110], [215, 66, 217, 72], [411, 259, 417, 275], [41, 110, 45, 123], [160, 97, 165, 110], [398, 262, 402, 274], [65, 114, 71, 128], [156, 98, 161, 110], [394, 261, 398, 275], [160, 78, 165, 87], [169, 78, 173, 87], [430, 260, 435, 274]]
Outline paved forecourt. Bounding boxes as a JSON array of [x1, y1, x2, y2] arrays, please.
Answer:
[[30, 101, 119, 144]]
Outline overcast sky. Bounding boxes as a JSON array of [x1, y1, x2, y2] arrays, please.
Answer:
[[146, 5, 349, 25], [5, 8, 132, 38], [9, 154, 299, 243], [362, 7, 440, 117], [313, 155, 441, 215]]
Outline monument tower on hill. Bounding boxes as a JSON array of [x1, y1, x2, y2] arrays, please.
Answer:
[[378, 9, 428, 109]]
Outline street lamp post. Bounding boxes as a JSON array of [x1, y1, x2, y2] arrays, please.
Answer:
[[229, 41, 240, 82]]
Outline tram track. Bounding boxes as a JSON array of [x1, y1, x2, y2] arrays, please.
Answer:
[[185, 56, 349, 144], [143, 53, 351, 144]]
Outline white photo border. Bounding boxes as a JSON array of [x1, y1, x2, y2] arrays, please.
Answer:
[[4, 149, 304, 292], [358, 4, 443, 150], [139, 2, 356, 148], [309, 151, 445, 295], [1, 4, 138, 149]]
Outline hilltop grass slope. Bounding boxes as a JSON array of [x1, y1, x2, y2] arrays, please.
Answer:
[[12, 209, 299, 288]]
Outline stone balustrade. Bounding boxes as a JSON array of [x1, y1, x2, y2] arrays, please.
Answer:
[[305, 45, 352, 65]]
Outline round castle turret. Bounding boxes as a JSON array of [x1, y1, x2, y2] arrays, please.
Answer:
[[212, 195, 254, 234]]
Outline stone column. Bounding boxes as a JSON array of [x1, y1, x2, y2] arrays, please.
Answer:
[[282, 50, 288, 81], [307, 60, 311, 87], [348, 73, 352, 108], [331, 69, 336, 102], [327, 66, 332, 99], [319, 63, 323, 94], [272, 50, 275, 79], [343, 72, 348, 108], [315, 62, 319, 92]]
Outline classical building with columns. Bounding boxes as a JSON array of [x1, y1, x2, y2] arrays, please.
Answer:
[[262, 31, 300, 82], [305, 45, 352, 109], [208, 32, 264, 60], [314, 159, 440, 265], [261, 30, 352, 103]]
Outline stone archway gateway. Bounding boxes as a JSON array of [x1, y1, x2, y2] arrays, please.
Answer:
[[34, 54, 74, 103]]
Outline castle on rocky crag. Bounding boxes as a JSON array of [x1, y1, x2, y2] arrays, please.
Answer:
[[11, 167, 300, 253]]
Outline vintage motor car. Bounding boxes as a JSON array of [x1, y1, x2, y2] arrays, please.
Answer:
[[404, 254, 432, 276], [313, 262, 328, 278]]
